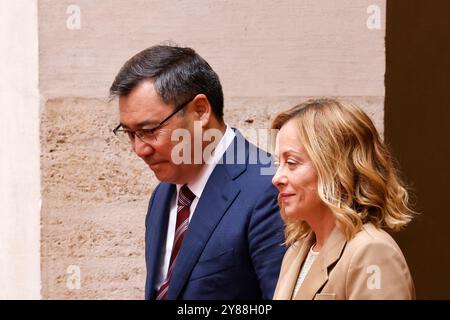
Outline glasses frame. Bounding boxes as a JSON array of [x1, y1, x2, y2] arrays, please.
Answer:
[[113, 95, 196, 143]]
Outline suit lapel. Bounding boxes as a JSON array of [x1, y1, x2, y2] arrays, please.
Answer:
[[274, 233, 315, 299], [295, 226, 347, 300], [167, 132, 247, 299], [146, 183, 175, 298]]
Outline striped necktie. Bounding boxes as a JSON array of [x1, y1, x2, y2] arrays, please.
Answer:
[[156, 184, 196, 300]]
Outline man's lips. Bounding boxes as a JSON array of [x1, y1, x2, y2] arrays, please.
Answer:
[[147, 160, 167, 167]]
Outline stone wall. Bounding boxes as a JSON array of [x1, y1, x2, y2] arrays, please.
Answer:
[[39, 0, 386, 299]]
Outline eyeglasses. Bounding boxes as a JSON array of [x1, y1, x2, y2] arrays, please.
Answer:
[[113, 96, 195, 145]]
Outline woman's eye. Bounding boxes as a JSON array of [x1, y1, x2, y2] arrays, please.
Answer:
[[287, 159, 297, 166]]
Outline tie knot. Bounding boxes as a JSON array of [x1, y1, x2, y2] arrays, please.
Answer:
[[178, 185, 196, 207]]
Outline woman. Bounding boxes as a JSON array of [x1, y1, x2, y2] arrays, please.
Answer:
[[271, 98, 415, 300]]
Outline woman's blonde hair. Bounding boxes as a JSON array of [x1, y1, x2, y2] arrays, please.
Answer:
[[271, 98, 414, 245]]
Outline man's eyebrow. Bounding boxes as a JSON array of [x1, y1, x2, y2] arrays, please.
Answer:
[[120, 120, 159, 129]]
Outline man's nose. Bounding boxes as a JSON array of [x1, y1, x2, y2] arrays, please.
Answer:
[[133, 137, 154, 158]]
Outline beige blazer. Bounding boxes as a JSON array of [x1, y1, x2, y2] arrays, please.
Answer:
[[273, 223, 415, 300]]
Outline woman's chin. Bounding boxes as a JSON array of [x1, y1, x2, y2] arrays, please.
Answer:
[[282, 209, 304, 222]]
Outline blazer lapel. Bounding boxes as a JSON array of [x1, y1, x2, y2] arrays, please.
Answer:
[[274, 232, 315, 299], [146, 183, 174, 299], [166, 132, 247, 299], [295, 226, 347, 300]]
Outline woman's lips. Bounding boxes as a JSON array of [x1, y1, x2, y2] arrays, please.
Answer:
[[280, 193, 295, 202]]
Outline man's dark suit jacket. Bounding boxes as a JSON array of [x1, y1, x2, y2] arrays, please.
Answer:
[[145, 130, 286, 299]]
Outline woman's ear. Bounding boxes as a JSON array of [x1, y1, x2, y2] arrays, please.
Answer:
[[192, 94, 212, 127]]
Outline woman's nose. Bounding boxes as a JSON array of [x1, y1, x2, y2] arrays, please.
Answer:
[[272, 166, 287, 187]]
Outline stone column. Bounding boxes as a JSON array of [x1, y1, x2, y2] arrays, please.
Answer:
[[0, 0, 41, 299]]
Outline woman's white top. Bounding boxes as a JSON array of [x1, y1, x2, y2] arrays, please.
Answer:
[[293, 244, 320, 297]]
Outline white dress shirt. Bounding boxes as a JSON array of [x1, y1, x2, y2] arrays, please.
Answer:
[[155, 125, 236, 290]]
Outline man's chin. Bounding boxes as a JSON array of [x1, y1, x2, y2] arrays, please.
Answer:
[[148, 161, 164, 171], [149, 163, 177, 183]]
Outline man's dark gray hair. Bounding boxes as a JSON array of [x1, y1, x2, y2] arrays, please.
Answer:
[[110, 45, 224, 121]]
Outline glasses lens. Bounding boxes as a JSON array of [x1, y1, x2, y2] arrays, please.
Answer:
[[115, 130, 134, 145], [138, 130, 158, 143]]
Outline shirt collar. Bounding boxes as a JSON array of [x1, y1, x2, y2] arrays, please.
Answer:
[[176, 124, 236, 199]]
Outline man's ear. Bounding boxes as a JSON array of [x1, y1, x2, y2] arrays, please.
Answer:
[[192, 94, 212, 127]]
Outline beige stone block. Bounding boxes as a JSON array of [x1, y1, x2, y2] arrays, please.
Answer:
[[39, 0, 385, 99]]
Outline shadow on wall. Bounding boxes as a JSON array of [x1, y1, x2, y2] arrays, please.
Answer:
[[385, 0, 450, 299]]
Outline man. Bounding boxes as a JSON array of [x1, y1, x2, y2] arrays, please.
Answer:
[[110, 45, 285, 299]]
